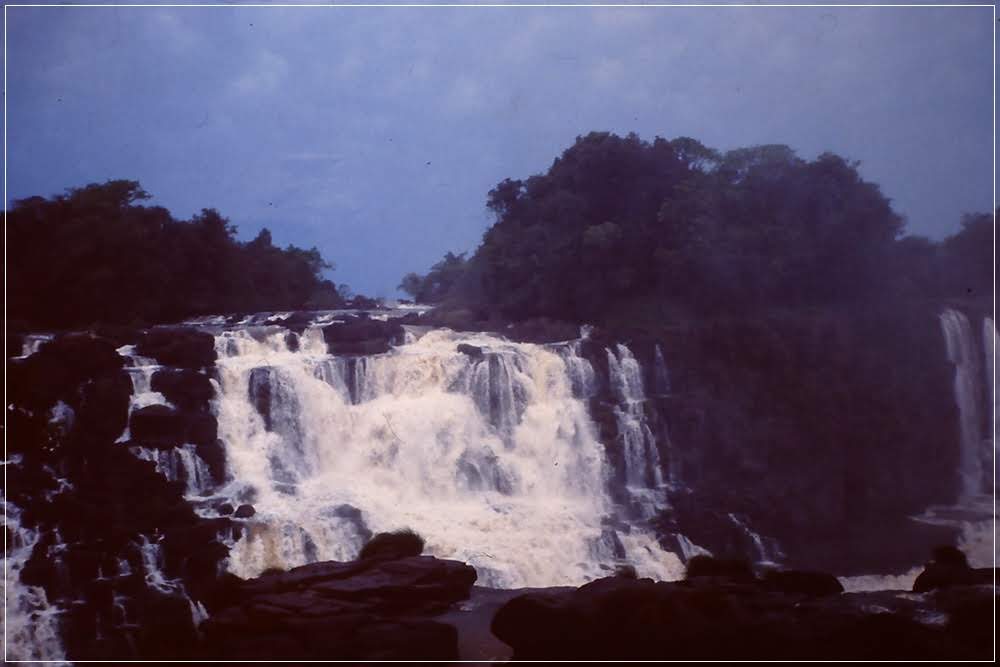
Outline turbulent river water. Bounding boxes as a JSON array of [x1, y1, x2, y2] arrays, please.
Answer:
[[209, 323, 681, 586], [114, 312, 687, 588]]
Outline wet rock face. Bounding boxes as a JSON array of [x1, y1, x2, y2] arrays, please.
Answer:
[[320, 316, 405, 356], [8, 334, 126, 413], [6, 332, 231, 661], [129, 405, 218, 448], [912, 547, 997, 593], [358, 529, 424, 561], [456, 343, 484, 360], [137, 328, 217, 369], [491, 571, 995, 660], [202, 555, 477, 659], [150, 369, 214, 412]]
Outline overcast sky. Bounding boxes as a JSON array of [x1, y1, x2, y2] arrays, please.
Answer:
[[6, 5, 994, 297]]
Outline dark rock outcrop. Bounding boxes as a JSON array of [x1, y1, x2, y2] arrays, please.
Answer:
[[321, 316, 404, 356], [234, 504, 256, 519], [281, 311, 317, 334], [456, 343, 484, 360], [8, 334, 125, 413], [129, 405, 217, 448], [137, 328, 216, 369], [761, 569, 844, 597], [503, 317, 581, 344], [491, 571, 994, 660], [359, 529, 425, 561], [685, 555, 755, 582], [6, 332, 231, 661], [202, 555, 477, 659], [913, 546, 996, 593], [151, 369, 215, 412], [76, 369, 134, 441], [247, 367, 274, 427], [195, 439, 228, 486]]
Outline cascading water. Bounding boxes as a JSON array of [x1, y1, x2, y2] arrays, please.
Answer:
[[984, 317, 997, 478], [116, 345, 215, 497], [131, 445, 214, 497], [652, 344, 671, 396], [906, 309, 1000, 576], [2, 501, 67, 662], [939, 309, 992, 499], [15, 333, 53, 359], [211, 325, 683, 587], [606, 344, 667, 516]]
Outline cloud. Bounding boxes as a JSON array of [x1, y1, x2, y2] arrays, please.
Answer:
[[231, 49, 289, 96], [5, 5, 992, 296], [442, 75, 488, 115], [281, 152, 344, 162]]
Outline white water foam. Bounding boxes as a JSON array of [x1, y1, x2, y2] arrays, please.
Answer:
[[212, 326, 683, 587]]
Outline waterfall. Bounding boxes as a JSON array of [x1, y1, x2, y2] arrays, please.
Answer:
[[117, 345, 215, 498], [211, 327, 683, 587], [116, 345, 170, 443], [136, 534, 207, 628], [984, 317, 997, 483], [16, 333, 53, 359], [1, 501, 67, 662], [606, 344, 666, 515], [653, 344, 671, 396], [131, 445, 214, 497], [939, 309, 991, 499]]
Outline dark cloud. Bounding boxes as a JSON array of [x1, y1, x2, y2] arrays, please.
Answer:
[[7, 6, 993, 296]]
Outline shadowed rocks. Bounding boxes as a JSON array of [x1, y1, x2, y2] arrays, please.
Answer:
[[150, 369, 214, 412], [912, 546, 996, 593], [359, 529, 425, 561], [491, 559, 994, 660], [321, 316, 404, 356], [129, 405, 217, 448], [137, 328, 216, 369], [202, 550, 476, 660], [6, 332, 231, 661]]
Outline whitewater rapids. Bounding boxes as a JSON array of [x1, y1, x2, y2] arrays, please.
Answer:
[[210, 326, 682, 588]]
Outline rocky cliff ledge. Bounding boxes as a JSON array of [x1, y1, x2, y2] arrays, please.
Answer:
[[491, 556, 995, 660], [202, 547, 477, 660]]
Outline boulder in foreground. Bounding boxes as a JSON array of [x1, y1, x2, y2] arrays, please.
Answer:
[[491, 557, 994, 660], [202, 553, 476, 659]]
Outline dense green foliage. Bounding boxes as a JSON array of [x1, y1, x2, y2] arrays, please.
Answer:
[[398, 252, 469, 303], [9, 180, 343, 329], [409, 132, 993, 321]]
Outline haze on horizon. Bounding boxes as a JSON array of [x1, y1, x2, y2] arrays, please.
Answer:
[[5, 5, 994, 298]]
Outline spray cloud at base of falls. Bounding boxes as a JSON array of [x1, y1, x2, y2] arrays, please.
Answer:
[[209, 324, 683, 587]]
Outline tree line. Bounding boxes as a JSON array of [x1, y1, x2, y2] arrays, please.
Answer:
[[401, 132, 994, 322], [8, 180, 344, 329]]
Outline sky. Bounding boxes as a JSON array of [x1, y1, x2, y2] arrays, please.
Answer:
[[5, 4, 995, 298]]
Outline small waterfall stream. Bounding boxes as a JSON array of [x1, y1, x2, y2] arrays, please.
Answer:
[[939, 309, 995, 500], [2, 501, 67, 662]]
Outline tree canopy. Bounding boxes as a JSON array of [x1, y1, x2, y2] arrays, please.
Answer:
[[9, 180, 344, 329], [405, 132, 992, 322]]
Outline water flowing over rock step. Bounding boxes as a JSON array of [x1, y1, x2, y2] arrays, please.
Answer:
[[212, 322, 683, 586]]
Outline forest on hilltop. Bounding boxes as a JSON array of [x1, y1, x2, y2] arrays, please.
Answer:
[[401, 132, 994, 322], [8, 180, 344, 329]]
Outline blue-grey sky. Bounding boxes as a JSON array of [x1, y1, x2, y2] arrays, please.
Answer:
[[6, 5, 994, 297]]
